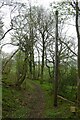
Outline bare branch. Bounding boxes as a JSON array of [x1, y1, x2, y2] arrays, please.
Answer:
[[0, 20, 13, 41], [47, 31, 77, 56], [59, 38, 78, 57], [2, 49, 19, 73], [1, 42, 19, 49], [58, 95, 75, 104]]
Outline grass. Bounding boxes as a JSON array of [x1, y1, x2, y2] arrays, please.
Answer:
[[2, 85, 29, 118], [2, 79, 37, 118], [35, 80, 79, 118], [2, 77, 80, 118]]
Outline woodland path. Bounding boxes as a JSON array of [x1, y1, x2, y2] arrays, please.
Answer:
[[23, 81, 45, 118]]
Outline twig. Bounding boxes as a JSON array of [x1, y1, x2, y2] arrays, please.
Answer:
[[58, 95, 75, 104], [1, 43, 19, 49]]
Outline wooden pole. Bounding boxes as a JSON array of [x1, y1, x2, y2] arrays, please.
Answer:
[[76, 0, 80, 107], [54, 10, 59, 107]]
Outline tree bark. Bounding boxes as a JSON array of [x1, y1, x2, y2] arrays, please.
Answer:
[[37, 48, 41, 79], [15, 53, 28, 87], [32, 50, 35, 79], [40, 32, 45, 84], [29, 52, 33, 79], [76, 0, 80, 107], [54, 10, 59, 107]]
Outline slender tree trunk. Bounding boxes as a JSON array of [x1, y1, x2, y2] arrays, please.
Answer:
[[16, 50, 22, 81], [29, 52, 33, 79], [76, 0, 80, 107], [32, 51, 35, 79], [29, 43, 35, 80], [37, 49, 41, 79], [54, 10, 59, 107], [40, 32, 45, 84], [29, 4, 35, 80], [15, 53, 28, 87]]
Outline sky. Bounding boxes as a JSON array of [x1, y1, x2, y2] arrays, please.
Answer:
[[1, 0, 79, 53], [4, 0, 62, 9], [1, 0, 62, 53], [6, 0, 62, 6]]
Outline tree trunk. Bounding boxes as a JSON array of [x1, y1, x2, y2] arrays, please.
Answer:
[[40, 32, 45, 84], [54, 10, 59, 107], [37, 49, 41, 79], [15, 53, 28, 87], [32, 49, 35, 79], [29, 47, 35, 80], [16, 50, 22, 81], [29, 52, 33, 79], [76, 0, 80, 107]]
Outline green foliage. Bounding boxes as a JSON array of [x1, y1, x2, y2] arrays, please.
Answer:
[[58, 65, 77, 101], [22, 79, 35, 92], [2, 59, 14, 84], [1, 1, 78, 118], [41, 82, 53, 94], [2, 86, 29, 118], [2, 79, 37, 118], [43, 67, 51, 82], [38, 81, 77, 118]]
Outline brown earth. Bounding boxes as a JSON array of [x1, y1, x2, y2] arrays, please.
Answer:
[[22, 83, 45, 118]]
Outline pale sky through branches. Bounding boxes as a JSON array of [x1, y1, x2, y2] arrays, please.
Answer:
[[1, 0, 78, 53], [1, 0, 62, 53]]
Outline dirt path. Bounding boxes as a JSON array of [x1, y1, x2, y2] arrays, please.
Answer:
[[28, 84, 45, 118], [24, 82, 45, 118]]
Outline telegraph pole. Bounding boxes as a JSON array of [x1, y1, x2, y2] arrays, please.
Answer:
[[54, 10, 59, 107]]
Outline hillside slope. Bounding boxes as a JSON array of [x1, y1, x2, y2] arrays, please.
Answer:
[[2, 80, 45, 118]]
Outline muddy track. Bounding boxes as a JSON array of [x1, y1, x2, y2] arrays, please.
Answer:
[[26, 83, 45, 118]]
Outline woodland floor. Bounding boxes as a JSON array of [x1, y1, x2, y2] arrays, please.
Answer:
[[2, 79, 80, 118], [2, 80, 45, 118], [24, 82, 45, 118]]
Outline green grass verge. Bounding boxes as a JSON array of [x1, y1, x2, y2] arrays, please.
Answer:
[[35, 80, 79, 118], [2, 85, 30, 118], [2, 79, 37, 118]]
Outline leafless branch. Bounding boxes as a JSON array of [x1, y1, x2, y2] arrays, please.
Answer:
[[47, 31, 77, 56], [1, 42, 19, 49], [2, 49, 19, 73], [0, 20, 13, 41]]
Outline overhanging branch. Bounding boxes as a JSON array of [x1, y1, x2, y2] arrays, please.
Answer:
[[2, 49, 19, 73]]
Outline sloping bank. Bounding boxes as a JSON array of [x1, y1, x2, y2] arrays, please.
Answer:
[[2, 79, 45, 118]]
